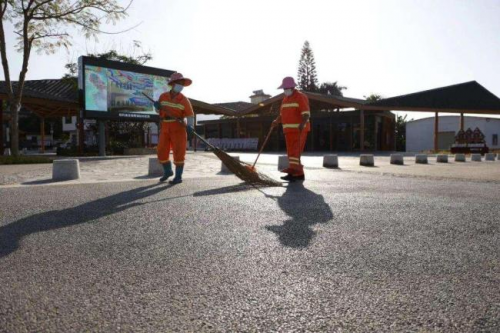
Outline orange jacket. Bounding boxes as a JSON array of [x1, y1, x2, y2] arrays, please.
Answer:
[[158, 92, 194, 120], [280, 90, 311, 133]]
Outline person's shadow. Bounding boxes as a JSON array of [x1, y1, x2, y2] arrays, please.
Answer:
[[265, 182, 334, 248], [0, 183, 168, 259]]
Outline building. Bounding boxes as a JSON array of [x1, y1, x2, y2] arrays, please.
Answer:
[[407, 116, 500, 152], [200, 91, 396, 152]]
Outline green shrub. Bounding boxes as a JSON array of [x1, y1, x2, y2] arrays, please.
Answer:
[[0, 156, 53, 165]]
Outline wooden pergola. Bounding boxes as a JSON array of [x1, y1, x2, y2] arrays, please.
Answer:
[[238, 91, 389, 151], [0, 79, 234, 154]]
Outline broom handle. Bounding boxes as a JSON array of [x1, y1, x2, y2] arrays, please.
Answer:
[[252, 125, 275, 169], [141, 92, 217, 150]]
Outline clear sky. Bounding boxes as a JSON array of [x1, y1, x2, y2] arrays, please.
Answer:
[[2, 0, 500, 120]]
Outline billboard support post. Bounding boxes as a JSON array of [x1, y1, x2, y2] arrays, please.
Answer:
[[98, 120, 106, 157]]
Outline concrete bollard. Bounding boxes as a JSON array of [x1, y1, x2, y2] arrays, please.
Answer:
[[390, 154, 404, 165], [278, 155, 289, 171], [148, 157, 164, 177], [436, 154, 448, 163], [415, 154, 428, 164], [454, 154, 466, 162], [359, 154, 374, 167], [471, 154, 482, 162], [3, 148, 11, 156], [221, 156, 239, 173], [323, 154, 339, 168], [52, 159, 80, 181], [485, 153, 495, 161]]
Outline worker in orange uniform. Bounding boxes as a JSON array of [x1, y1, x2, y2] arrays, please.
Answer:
[[153, 73, 195, 184], [271, 77, 310, 181]]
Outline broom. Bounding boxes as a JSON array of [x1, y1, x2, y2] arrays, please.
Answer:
[[248, 125, 275, 171], [142, 93, 281, 187]]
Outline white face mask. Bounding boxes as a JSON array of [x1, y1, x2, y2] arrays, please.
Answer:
[[284, 89, 293, 97]]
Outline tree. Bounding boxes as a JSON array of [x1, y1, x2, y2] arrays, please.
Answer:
[[297, 41, 319, 92], [0, 0, 133, 156], [318, 81, 347, 97], [364, 93, 382, 102], [395, 114, 409, 151]]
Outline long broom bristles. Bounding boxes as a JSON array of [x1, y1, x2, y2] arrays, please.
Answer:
[[213, 148, 282, 187]]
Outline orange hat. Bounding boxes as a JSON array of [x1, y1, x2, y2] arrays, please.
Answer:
[[168, 73, 192, 87]]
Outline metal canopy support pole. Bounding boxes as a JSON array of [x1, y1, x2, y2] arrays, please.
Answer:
[[77, 111, 84, 156], [329, 114, 333, 151], [236, 116, 241, 139], [374, 115, 378, 151], [360, 110, 365, 152], [98, 120, 106, 157], [434, 112, 439, 152], [40, 117, 45, 153], [460, 113, 465, 131], [194, 113, 197, 152]]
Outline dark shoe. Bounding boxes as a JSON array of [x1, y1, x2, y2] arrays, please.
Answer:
[[169, 165, 184, 185], [159, 162, 174, 182], [280, 174, 295, 182]]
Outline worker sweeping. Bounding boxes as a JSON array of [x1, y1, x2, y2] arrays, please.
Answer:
[[154, 73, 194, 184], [271, 77, 310, 181]]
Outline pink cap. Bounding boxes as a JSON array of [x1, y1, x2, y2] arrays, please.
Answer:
[[278, 77, 297, 89], [168, 73, 192, 87]]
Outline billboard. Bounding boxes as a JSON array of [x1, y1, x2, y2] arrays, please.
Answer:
[[78, 56, 175, 121]]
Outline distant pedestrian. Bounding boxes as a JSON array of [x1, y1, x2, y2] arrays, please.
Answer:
[[154, 73, 194, 184], [271, 77, 310, 181]]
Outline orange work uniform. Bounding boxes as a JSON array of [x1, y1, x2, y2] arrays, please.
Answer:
[[157, 92, 194, 166], [280, 90, 310, 176]]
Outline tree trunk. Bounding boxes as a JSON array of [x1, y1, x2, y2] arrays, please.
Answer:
[[9, 101, 20, 156]]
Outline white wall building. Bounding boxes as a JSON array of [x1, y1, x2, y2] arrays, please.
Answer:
[[406, 116, 500, 152]]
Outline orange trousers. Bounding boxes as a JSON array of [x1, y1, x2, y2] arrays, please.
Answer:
[[157, 122, 187, 166], [285, 130, 308, 176]]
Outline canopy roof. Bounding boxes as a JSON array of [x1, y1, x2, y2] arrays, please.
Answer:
[[240, 81, 500, 116], [0, 79, 235, 118], [364, 81, 500, 114]]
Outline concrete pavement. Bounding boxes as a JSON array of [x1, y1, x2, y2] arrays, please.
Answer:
[[1, 171, 499, 332]]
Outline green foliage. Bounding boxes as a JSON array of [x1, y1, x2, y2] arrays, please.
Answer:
[[0, 156, 53, 165], [318, 82, 347, 97], [7, 0, 131, 54], [297, 41, 319, 92], [395, 114, 410, 151], [364, 94, 383, 102]]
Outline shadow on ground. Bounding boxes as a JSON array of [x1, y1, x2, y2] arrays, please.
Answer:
[[0, 183, 167, 258], [265, 182, 334, 248]]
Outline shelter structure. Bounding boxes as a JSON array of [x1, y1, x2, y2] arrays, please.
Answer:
[[365, 81, 500, 151]]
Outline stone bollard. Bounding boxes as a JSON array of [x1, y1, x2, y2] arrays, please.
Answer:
[[52, 159, 80, 181], [454, 154, 466, 162], [415, 154, 428, 164], [278, 155, 288, 171], [323, 154, 339, 168], [3, 148, 11, 156], [359, 154, 375, 167], [148, 157, 164, 177], [436, 154, 448, 163], [390, 154, 404, 165], [221, 156, 239, 173], [471, 154, 482, 162], [485, 153, 495, 161]]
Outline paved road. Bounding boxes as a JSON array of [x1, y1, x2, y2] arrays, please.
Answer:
[[0, 173, 499, 332]]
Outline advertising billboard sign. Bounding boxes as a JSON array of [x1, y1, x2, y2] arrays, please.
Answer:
[[78, 56, 175, 121]]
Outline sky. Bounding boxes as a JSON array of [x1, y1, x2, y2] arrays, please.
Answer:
[[2, 0, 500, 120]]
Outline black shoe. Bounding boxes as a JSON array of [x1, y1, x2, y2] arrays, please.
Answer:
[[280, 174, 295, 182]]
